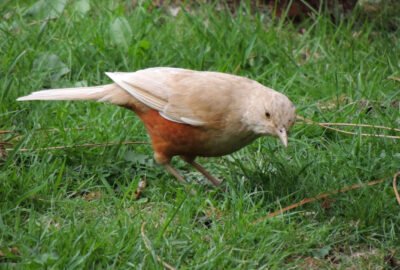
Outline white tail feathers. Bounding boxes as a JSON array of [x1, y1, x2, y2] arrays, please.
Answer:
[[17, 85, 110, 101], [17, 84, 133, 106]]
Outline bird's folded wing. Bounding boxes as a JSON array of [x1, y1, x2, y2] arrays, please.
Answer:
[[106, 68, 237, 126], [105, 70, 169, 112]]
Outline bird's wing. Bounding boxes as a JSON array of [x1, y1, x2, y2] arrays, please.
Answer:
[[106, 68, 251, 127]]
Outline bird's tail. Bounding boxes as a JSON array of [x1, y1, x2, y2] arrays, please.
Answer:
[[17, 84, 130, 105]]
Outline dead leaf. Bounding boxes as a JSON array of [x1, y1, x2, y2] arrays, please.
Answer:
[[297, 48, 321, 65], [10, 247, 20, 256], [352, 31, 362, 38], [317, 95, 350, 110], [361, 2, 381, 13], [134, 178, 147, 200], [391, 100, 399, 108], [0, 246, 20, 259], [302, 257, 323, 269], [83, 191, 102, 201], [388, 76, 400, 82], [350, 249, 379, 259], [3, 12, 12, 20], [204, 205, 223, 220]]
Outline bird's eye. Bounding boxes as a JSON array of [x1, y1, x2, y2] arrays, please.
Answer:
[[265, 112, 271, 119]]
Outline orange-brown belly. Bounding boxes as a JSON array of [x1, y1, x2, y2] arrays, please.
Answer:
[[137, 109, 212, 157], [135, 109, 258, 160]]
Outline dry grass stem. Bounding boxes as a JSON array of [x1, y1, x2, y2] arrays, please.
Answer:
[[32, 127, 87, 133], [318, 122, 400, 132], [318, 125, 400, 139], [0, 130, 14, 135], [6, 141, 149, 152], [393, 172, 400, 205], [141, 223, 176, 270], [388, 76, 400, 82], [253, 174, 400, 224], [0, 142, 13, 146], [0, 127, 87, 136], [297, 116, 400, 139]]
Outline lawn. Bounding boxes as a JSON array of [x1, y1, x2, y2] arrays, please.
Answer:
[[1, 0, 400, 268]]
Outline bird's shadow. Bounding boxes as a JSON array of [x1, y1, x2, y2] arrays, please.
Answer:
[[217, 151, 310, 205]]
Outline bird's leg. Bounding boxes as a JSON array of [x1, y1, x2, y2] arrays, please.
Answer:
[[163, 163, 187, 184], [162, 163, 198, 196], [181, 156, 222, 187], [154, 152, 187, 184]]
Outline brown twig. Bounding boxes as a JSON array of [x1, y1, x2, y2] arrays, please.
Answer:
[[318, 125, 400, 139], [318, 122, 400, 133], [141, 223, 176, 270], [32, 127, 87, 133], [297, 116, 400, 139], [0, 127, 87, 136], [0, 130, 14, 135], [0, 142, 13, 146], [6, 141, 148, 152], [253, 176, 390, 224], [393, 172, 400, 205]]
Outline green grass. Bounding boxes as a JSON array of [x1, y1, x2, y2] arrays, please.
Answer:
[[1, 0, 400, 268]]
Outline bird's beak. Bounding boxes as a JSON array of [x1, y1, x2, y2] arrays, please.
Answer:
[[277, 128, 288, 147]]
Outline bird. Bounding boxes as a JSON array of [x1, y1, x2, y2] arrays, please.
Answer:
[[17, 67, 296, 187]]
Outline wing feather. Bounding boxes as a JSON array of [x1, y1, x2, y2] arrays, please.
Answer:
[[106, 68, 251, 127]]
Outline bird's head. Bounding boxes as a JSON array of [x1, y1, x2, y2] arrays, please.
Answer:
[[243, 88, 296, 147]]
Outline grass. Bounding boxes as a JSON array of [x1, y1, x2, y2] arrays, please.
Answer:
[[1, 0, 400, 268]]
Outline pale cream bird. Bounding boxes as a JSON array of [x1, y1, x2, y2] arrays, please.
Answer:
[[18, 67, 296, 186]]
